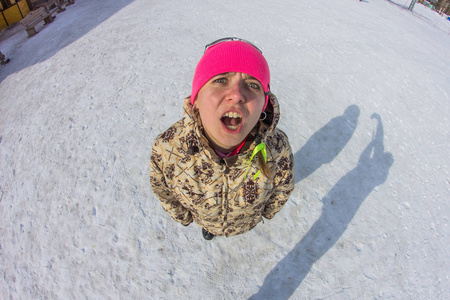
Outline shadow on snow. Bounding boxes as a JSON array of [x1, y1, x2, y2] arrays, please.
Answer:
[[294, 105, 360, 184], [250, 109, 394, 300], [0, 0, 135, 82]]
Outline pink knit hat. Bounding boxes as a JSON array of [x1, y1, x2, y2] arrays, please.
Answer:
[[191, 39, 270, 111]]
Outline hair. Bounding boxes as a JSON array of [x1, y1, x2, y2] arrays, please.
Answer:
[[257, 152, 273, 179], [255, 110, 273, 180]]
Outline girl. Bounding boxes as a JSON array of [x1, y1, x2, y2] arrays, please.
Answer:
[[150, 38, 294, 240]]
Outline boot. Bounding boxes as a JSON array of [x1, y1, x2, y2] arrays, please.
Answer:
[[202, 228, 215, 240]]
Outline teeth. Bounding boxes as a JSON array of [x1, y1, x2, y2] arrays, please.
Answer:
[[222, 112, 242, 130], [223, 112, 242, 119]]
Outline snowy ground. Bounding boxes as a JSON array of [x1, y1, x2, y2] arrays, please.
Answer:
[[0, 0, 449, 299]]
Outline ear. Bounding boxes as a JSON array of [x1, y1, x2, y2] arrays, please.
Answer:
[[192, 97, 199, 110]]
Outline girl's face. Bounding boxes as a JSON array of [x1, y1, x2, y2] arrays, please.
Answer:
[[194, 72, 266, 153]]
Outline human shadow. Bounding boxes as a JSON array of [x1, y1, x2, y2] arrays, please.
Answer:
[[249, 113, 394, 300], [295, 105, 360, 183], [0, 0, 135, 82]]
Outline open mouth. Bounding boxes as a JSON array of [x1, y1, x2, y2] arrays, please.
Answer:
[[221, 112, 242, 131]]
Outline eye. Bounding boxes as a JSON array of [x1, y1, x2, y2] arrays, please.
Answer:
[[212, 77, 228, 84], [246, 82, 261, 90]]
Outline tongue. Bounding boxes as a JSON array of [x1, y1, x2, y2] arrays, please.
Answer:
[[222, 116, 241, 126]]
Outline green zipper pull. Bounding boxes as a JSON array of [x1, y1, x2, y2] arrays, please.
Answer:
[[243, 142, 267, 180]]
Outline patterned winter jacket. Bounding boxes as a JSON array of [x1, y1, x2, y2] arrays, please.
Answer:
[[150, 93, 294, 237]]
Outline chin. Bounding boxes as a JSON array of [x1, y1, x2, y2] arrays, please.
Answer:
[[222, 135, 246, 148]]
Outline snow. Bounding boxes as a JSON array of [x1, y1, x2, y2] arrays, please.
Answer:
[[0, 0, 449, 298]]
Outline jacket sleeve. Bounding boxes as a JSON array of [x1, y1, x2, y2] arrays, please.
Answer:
[[150, 145, 193, 226], [263, 141, 295, 220]]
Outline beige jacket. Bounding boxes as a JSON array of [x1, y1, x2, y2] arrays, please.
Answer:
[[150, 93, 294, 236]]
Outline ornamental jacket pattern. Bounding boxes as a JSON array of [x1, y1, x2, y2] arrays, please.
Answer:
[[150, 93, 294, 237]]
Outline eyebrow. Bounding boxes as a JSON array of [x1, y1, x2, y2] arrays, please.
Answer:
[[213, 72, 259, 81]]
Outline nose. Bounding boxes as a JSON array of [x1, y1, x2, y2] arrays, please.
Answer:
[[226, 80, 246, 103]]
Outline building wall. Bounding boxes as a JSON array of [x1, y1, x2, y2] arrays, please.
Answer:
[[0, 0, 30, 31], [436, 0, 450, 14]]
